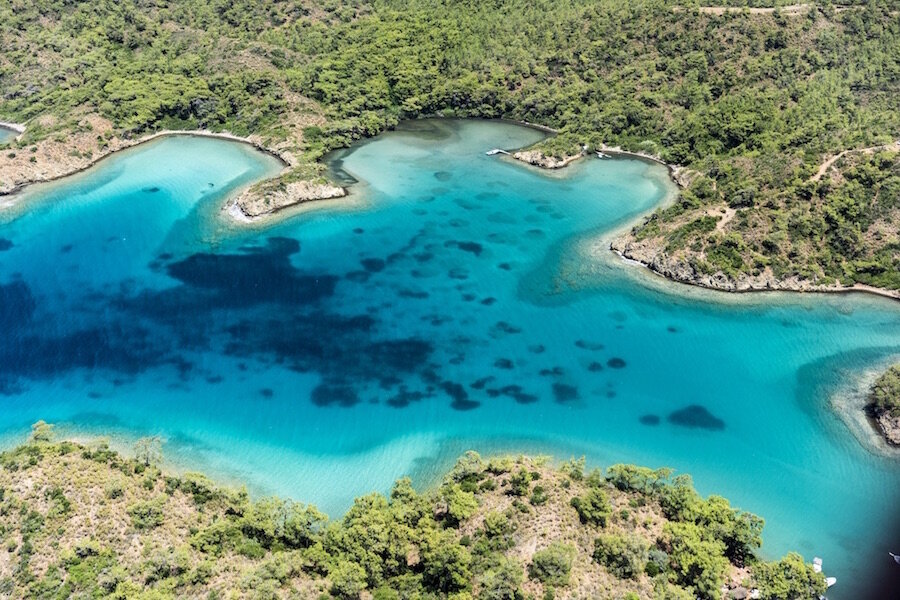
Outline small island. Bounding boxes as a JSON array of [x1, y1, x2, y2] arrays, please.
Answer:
[[0, 423, 828, 600], [868, 364, 900, 446]]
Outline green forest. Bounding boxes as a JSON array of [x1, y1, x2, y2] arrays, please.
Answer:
[[1, 0, 899, 286], [0, 426, 827, 599]]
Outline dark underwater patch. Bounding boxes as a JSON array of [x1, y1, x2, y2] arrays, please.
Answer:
[[497, 262, 513, 271], [503, 385, 538, 404], [575, 340, 604, 351], [494, 358, 514, 370], [448, 268, 468, 280], [667, 405, 725, 431], [488, 384, 538, 404], [165, 237, 338, 308], [387, 388, 428, 408], [0, 280, 36, 330], [399, 289, 429, 299], [0, 238, 13, 251], [528, 344, 546, 354], [667, 326, 679, 333], [345, 271, 371, 283], [259, 388, 274, 398], [470, 376, 496, 390], [539, 367, 565, 377], [607, 357, 627, 369], [639, 414, 661, 426], [442, 381, 479, 411], [141, 186, 161, 193], [552, 383, 579, 403], [361, 258, 386, 272], [311, 383, 359, 407], [490, 321, 521, 336], [0, 325, 173, 388], [587, 362, 604, 372], [434, 171, 452, 181], [444, 240, 483, 256], [60, 244, 74, 254], [480, 297, 497, 306]]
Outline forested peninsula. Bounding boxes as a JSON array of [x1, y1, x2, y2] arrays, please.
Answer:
[[0, 424, 828, 600], [1, 0, 899, 293]]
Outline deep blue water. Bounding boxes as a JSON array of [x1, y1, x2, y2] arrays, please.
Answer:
[[0, 121, 898, 597]]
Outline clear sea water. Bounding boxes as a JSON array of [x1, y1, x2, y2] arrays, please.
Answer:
[[0, 121, 898, 597], [0, 127, 17, 145]]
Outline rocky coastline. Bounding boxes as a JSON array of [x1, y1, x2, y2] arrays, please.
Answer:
[[866, 364, 900, 447], [872, 410, 900, 446], [609, 236, 900, 301], [512, 148, 584, 169], [229, 179, 348, 221], [0, 114, 351, 222]]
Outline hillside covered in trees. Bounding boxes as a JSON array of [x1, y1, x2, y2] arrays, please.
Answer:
[[0, 425, 827, 599], [0, 0, 898, 289]]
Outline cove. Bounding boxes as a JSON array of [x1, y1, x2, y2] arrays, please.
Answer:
[[0, 120, 898, 598]]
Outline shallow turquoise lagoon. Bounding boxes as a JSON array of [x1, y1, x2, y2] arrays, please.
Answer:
[[0, 121, 898, 597]]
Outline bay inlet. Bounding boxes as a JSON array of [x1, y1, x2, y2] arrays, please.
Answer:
[[0, 120, 898, 597]]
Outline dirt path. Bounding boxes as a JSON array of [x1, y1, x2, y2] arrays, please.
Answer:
[[673, 4, 813, 15], [810, 141, 900, 182]]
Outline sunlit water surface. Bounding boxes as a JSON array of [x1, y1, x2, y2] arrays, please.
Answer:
[[0, 121, 898, 598]]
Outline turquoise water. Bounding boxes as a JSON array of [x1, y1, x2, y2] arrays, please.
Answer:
[[0, 121, 898, 597], [0, 127, 16, 145]]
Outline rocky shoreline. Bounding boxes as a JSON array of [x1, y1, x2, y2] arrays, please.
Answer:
[[512, 148, 584, 169], [609, 237, 900, 301], [866, 364, 900, 447], [229, 179, 347, 221], [872, 410, 900, 446], [507, 141, 897, 302], [0, 115, 352, 222]]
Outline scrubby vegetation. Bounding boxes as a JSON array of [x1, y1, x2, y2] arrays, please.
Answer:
[[1, 0, 898, 286], [0, 426, 826, 599], [870, 363, 900, 418]]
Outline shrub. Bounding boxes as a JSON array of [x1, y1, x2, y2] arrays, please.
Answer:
[[528, 542, 575, 587], [592, 533, 648, 579], [753, 553, 826, 600], [507, 469, 533, 497], [329, 560, 367, 599], [870, 364, 900, 417], [439, 484, 478, 527], [530, 485, 548, 506], [570, 487, 612, 527], [663, 522, 729, 600], [477, 557, 523, 600], [127, 498, 165, 530], [422, 538, 472, 593]]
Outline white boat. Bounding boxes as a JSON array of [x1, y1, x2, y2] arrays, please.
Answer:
[[596, 151, 610, 159], [485, 148, 509, 156], [813, 557, 823, 573], [825, 576, 837, 588]]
